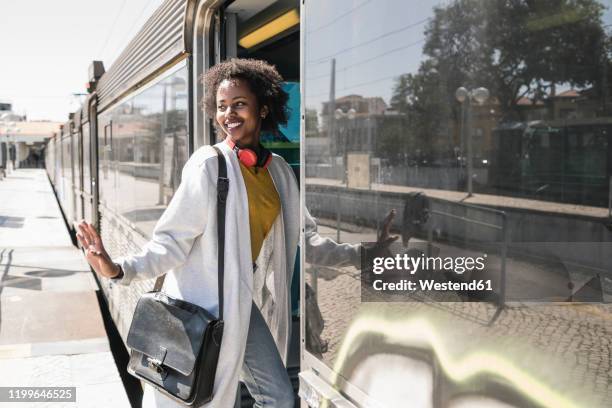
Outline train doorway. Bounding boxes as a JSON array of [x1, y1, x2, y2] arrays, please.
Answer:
[[219, 0, 300, 171], [216, 1, 301, 406]]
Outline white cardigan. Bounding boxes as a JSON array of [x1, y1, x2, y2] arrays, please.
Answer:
[[116, 141, 299, 407]]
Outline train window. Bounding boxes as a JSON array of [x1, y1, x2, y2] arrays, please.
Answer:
[[114, 104, 136, 221], [125, 68, 188, 238], [303, 0, 612, 407], [97, 66, 188, 239]]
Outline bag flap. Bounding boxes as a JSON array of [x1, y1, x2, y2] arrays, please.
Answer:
[[126, 292, 216, 376]]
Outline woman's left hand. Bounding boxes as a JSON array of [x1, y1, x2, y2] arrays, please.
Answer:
[[376, 209, 399, 249]]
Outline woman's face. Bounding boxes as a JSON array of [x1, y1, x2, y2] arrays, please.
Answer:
[[215, 77, 268, 147]]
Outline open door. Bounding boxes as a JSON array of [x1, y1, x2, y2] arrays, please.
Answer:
[[217, 1, 301, 406]]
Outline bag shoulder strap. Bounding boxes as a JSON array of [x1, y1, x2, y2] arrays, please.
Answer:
[[153, 146, 228, 322], [213, 146, 228, 321]]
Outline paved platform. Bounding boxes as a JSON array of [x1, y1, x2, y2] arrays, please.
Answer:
[[306, 177, 610, 219], [0, 169, 130, 407]]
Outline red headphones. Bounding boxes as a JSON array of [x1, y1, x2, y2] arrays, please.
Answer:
[[225, 138, 272, 169]]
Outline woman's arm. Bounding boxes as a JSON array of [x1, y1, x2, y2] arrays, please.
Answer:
[[304, 207, 361, 267], [79, 152, 214, 285], [304, 208, 398, 268], [115, 156, 213, 285]]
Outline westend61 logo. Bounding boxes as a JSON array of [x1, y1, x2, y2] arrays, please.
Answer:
[[360, 244, 496, 302]]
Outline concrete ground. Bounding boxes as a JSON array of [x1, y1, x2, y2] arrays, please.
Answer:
[[0, 169, 130, 407]]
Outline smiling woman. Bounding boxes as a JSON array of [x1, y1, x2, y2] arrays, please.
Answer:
[[77, 57, 300, 408]]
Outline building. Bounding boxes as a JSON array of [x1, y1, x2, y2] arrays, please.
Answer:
[[0, 120, 61, 170]]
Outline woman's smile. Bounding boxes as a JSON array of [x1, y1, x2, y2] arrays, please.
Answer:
[[225, 120, 243, 132]]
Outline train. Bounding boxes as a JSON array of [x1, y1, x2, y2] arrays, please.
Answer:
[[488, 118, 612, 207], [45, 0, 612, 407]]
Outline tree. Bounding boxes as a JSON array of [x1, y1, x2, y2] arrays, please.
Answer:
[[392, 0, 609, 122], [390, 60, 457, 159]]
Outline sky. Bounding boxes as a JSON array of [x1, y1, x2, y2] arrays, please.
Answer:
[[304, 0, 612, 114], [0, 0, 164, 122], [2, 0, 612, 122]]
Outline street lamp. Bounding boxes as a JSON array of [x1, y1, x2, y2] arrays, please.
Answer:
[[455, 86, 489, 197], [333, 107, 356, 242]]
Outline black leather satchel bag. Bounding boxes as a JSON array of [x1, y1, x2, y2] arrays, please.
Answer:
[[126, 146, 229, 406]]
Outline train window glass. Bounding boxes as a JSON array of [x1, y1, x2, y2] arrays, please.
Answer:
[[114, 104, 136, 220], [98, 115, 115, 210], [129, 67, 188, 238], [97, 67, 188, 238], [304, 0, 612, 406]]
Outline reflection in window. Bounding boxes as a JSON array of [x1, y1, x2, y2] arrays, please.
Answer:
[[128, 68, 188, 238], [98, 66, 188, 238], [304, 1, 612, 407]]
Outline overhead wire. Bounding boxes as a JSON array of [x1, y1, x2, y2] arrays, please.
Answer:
[[96, 0, 129, 58], [123, 0, 159, 45], [306, 17, 430, 65], [306, 0, 373, 34], [306, 38, 425, 81]]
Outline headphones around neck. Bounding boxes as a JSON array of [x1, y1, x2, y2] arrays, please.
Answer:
[[225, 138, 272, 169]]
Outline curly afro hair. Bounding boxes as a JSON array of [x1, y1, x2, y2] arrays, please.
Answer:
[[200, 58, 289, 135]]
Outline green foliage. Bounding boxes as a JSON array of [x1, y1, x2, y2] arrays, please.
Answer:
[[391, 0, 608, 127]]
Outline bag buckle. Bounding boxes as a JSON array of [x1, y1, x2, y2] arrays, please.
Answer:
[[146, 346, 167, 375], [147, 357, 167, 376]]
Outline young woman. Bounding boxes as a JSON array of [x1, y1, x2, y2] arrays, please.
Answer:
[[77, 58, 299, 407]]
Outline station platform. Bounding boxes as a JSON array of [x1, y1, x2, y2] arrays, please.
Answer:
[[0, 169, 130, 407]]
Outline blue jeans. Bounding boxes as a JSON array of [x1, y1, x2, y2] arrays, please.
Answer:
[[235, 303, 294, 407]]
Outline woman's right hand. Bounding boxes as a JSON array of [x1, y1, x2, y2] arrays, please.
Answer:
[[76, 221, 121, 279]]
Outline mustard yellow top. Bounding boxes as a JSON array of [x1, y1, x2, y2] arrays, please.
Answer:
[[239, 162, 281, 262]]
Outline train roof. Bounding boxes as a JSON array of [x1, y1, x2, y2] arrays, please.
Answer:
[[96, 0, 193, 112]]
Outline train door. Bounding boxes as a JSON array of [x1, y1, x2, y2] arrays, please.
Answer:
[[89, 97, 100, 229], [67, 121, 76, 230], [82, 117, 93, 225], [56, 129, 63, 200], [211, 0, 301, 404], [72, 117, 84, 225], [58, 124, 70, 209]]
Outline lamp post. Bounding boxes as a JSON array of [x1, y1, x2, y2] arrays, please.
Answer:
[[455, 86, 489, 197], [333, 107, 356, 242]]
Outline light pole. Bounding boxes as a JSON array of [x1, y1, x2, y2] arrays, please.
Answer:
[[333, 107, 356, 243], [455, 86, 489, 197]]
